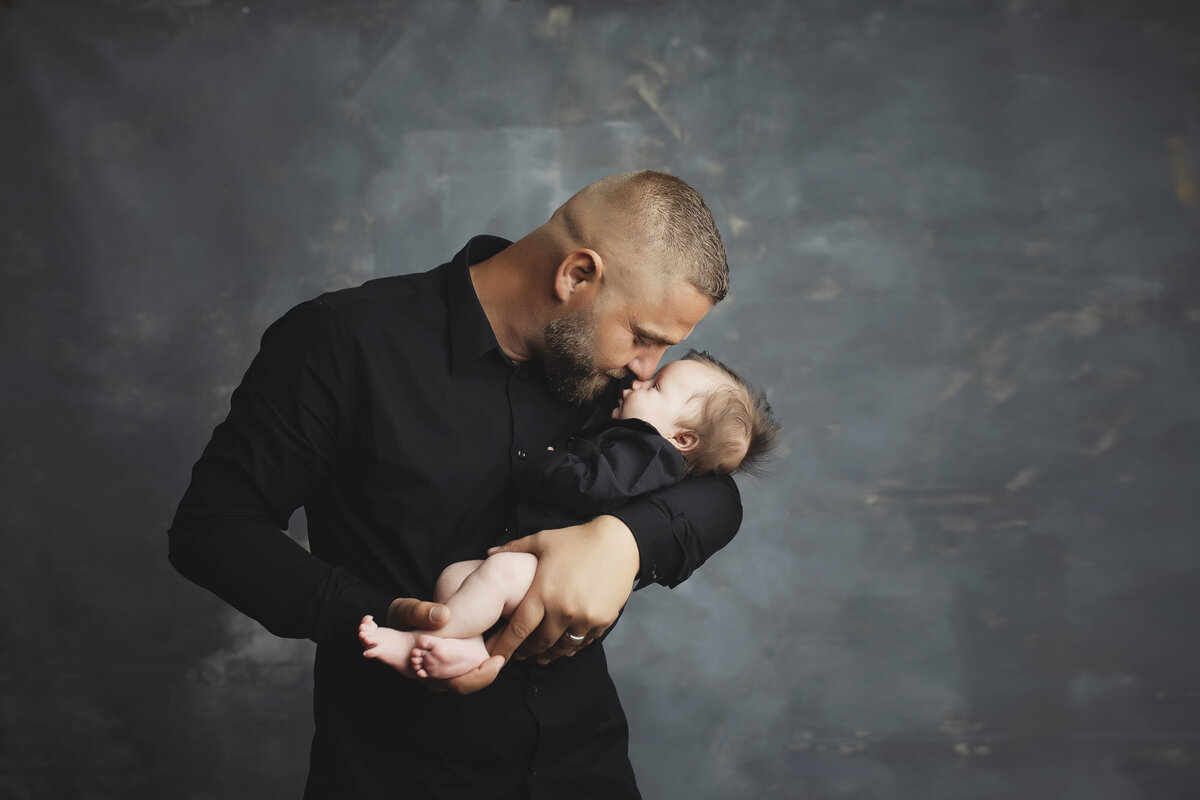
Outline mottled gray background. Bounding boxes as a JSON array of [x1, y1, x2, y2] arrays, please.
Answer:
[[3, 0, 1199, 798]]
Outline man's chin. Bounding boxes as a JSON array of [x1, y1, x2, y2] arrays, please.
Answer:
[[548, 372, 614, 405]]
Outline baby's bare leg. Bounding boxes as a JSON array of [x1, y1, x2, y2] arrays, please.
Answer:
[[411, 552, 537, 679], [358, 615, 419, 678], [433, 559, 485, 604], [436, 552, 537, 639]]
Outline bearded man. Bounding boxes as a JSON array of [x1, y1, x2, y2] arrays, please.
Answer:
[[169, 171, 741, 799]]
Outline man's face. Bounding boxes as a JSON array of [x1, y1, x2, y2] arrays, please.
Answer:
[[541, 279, 713, 405]]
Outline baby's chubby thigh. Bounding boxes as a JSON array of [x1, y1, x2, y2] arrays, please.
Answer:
[[474, 551, 538, 615], [433, 559, 486, 602]]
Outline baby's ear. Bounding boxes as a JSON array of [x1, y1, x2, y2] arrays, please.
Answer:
[[672, 430, 699, 452]]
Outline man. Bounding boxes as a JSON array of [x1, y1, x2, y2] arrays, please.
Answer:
[[169, 171, 742, 799]]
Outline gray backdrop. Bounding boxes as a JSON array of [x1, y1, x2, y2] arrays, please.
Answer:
[[3, 1, 1198, 798]]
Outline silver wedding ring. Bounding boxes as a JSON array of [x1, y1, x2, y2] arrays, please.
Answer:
[[565, 632, 586, 643]]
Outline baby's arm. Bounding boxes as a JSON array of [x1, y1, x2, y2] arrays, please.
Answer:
[[518, 422, 687, 513]]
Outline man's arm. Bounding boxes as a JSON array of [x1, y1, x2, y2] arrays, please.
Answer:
[[483, 471, 742, 669], [611, 471, 742, 589], [168, 301, 438, 649]]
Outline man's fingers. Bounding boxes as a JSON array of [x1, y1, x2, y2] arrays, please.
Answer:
[[445, 655, 505, 695], [487, 598, 546, 662], [416, 654, 504, 696], [437, 655, 505, 696], [564, 635, 597, 657], [537, 629, 601, 665], [387, 597, 449, 631], [487, 531, 543, 558], [514, 620, 568, 660]]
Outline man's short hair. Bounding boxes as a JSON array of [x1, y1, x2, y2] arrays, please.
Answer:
[[679, 350, 780, 476], [560, 170, 730, 303]]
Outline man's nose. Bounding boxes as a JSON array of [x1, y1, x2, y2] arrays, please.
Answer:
[[628, 353, 662, 381]]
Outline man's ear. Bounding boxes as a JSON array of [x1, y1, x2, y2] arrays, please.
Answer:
[[553, 249, 604, 304], [672, 429, 699, 453]]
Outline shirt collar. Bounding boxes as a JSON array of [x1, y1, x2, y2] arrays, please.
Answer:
[[447, 235, 513, 376]]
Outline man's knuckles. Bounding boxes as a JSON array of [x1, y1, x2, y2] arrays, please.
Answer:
[[503, 615, 541, 641]]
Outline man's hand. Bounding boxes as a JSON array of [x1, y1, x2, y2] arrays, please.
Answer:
[[418, 653, 507, 695], [485, 515, 640, 665]]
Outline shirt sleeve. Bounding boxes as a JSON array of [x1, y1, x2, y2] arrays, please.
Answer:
[[517, 424, 687, 516], [608, 471, 743, 590], [167, 300, 394, 649]]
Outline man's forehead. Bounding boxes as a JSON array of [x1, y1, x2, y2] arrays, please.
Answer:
[[628, 282, 712, 341]]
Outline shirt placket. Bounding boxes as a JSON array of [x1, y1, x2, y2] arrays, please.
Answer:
[[505, 361, 557, 786]]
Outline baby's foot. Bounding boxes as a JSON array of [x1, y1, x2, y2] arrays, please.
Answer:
[[359, 615, 418, 678], [410, 634, 491, 679]]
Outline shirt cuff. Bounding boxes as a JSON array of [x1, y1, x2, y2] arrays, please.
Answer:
[[608, 497, 676, 590]]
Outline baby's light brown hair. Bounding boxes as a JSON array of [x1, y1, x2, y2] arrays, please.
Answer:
[[678, 350, 781, 476]]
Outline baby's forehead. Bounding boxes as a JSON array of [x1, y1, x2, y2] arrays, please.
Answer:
[[663, 359, 735, 392]]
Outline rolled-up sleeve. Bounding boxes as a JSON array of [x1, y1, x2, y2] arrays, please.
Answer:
[[168, 300, 393, 648]]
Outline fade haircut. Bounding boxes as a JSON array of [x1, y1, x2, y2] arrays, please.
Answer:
[[557, 170, 730, 303], [678, 350, 781, 477]]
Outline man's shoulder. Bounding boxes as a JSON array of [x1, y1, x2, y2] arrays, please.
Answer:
[[258, 267, 449, 358], [298, 267, 452, 347], [314, 265, 446, 315]]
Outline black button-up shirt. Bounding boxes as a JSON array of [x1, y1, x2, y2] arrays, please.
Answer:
[[169, 236, 742, 798]]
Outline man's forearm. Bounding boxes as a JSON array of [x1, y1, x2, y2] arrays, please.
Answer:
[[168, 516, 393, 647], [609, 471, 742, 589]]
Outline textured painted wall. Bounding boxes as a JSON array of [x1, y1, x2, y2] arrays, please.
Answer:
[[3, 1, 1199, 798]]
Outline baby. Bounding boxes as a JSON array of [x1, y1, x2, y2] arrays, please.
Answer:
[[359, 350, 779, 679]]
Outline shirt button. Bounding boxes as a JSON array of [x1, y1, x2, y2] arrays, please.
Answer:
[[516, 450, 526, 460], [531, 685, 539, 696]]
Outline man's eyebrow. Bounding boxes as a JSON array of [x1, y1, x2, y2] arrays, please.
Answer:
[[632, 324, 678, 347]]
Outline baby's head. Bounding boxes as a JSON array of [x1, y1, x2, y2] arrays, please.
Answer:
[[612, 350, 780, 476]]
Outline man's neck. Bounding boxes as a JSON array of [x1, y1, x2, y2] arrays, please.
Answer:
[[469, 240, 544, 364]]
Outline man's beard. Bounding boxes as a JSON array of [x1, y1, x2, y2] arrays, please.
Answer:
[[541, 310, 622, 405]]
